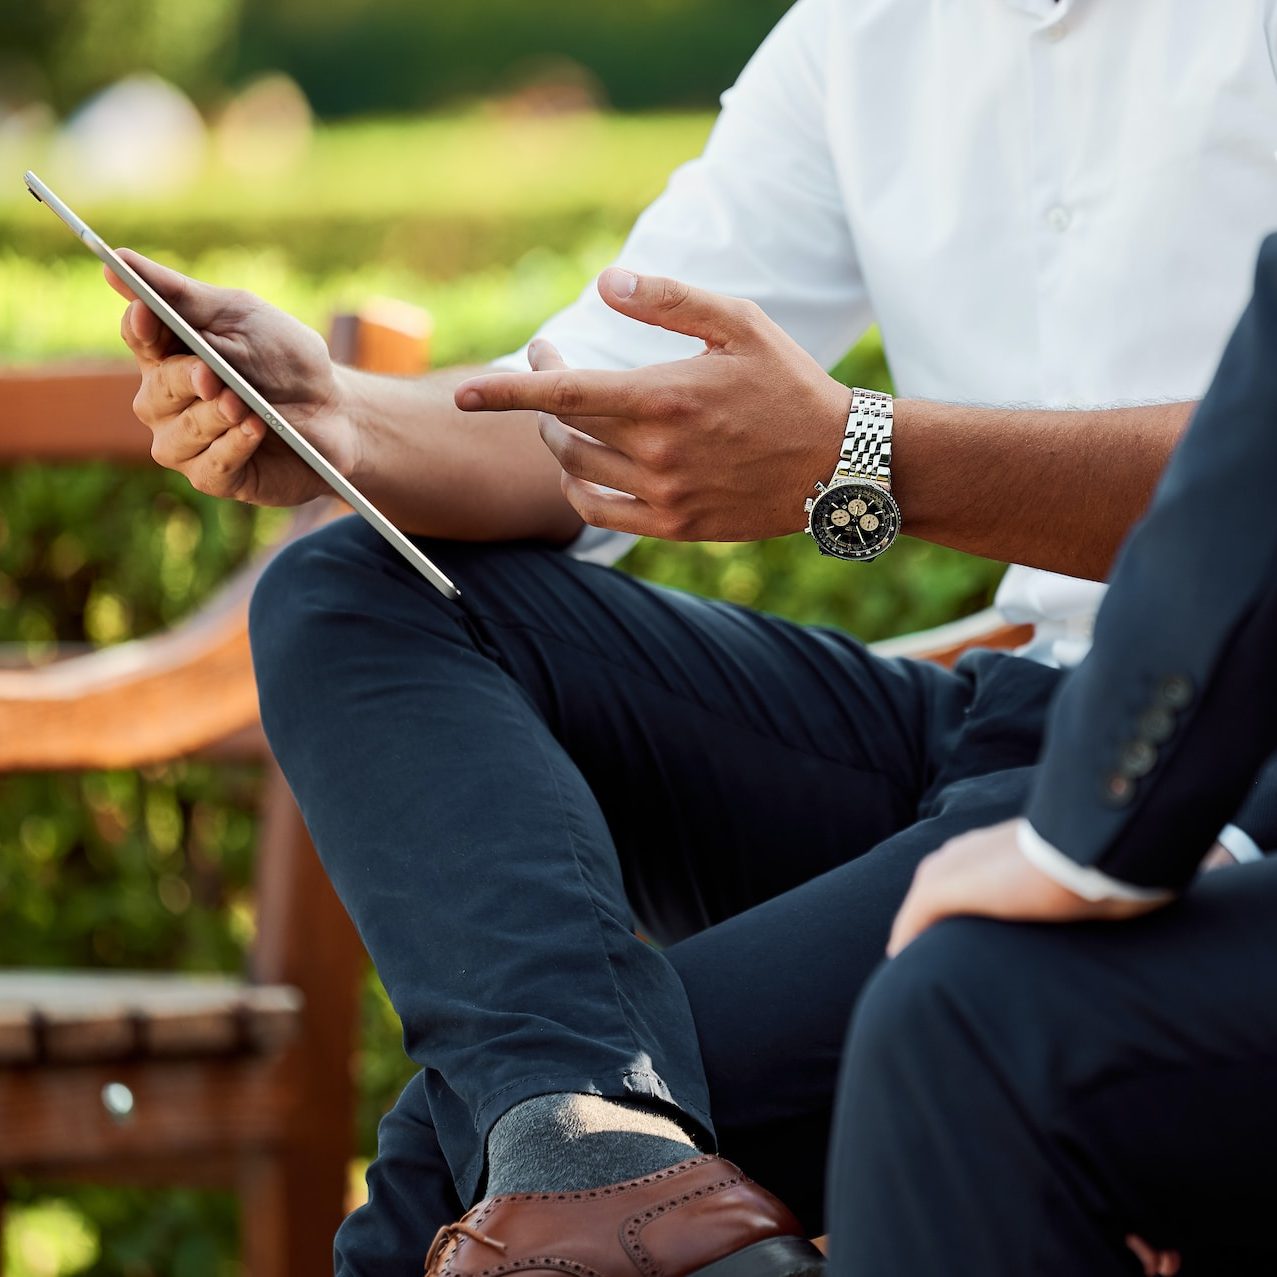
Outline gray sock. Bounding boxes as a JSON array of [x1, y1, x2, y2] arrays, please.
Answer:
[[484, 1092, 699, 1196]]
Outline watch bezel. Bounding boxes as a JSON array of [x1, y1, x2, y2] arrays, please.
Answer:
[[807, 479, 901, 561]]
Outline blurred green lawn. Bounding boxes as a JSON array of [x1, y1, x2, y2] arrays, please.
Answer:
[[1, 111, 1005, 1275]]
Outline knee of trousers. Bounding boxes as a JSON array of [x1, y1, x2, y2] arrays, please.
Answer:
[[846, 917, 1039, 1093], [248, 516, 473, 711], [252, 517, 389, 680]]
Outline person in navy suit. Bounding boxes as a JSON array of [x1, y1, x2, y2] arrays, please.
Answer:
[[828, 235, 1277, 1276]]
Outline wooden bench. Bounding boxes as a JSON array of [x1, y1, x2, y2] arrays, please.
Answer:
[[0, 302, 429, 1276]]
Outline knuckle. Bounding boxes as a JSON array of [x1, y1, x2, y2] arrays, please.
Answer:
[[729, 299, 768, 340], [657, 277, 691, 311], [196, 459, 242, 499], [132, 384, 157, 425], [661, 510, 696, 540], [556, 436, 585, 476], [175, 402, 204, 442], [653, 475, 689, 510], [644, 387, 691, 421], [187, 468, 219, 498], [550, 379, 583, 416], [640, 434, 677, 472], [561, 474, 596, 522]]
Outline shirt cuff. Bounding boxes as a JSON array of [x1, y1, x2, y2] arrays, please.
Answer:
[[1016, 819, 1175, 904], [1216, 823, 1265, 865]]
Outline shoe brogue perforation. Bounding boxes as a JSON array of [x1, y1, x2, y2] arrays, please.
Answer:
[[465, 1259, 609, 1277], [621, 1173, 744, 1277], [423, 1156, 812, 1277]]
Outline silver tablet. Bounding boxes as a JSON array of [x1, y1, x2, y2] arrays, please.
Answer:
[[23, 170, 460, 601]]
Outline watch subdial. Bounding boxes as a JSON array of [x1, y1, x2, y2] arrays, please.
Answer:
[[810, 482, 900, 561]]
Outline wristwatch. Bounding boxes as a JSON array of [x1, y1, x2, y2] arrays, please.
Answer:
[[803, 387, 901, 562]]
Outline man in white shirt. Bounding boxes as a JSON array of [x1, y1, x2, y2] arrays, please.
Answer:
[[115, 0, 1277, 1270]]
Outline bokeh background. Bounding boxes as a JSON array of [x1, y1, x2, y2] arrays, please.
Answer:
[[0, 3, 1006, 1272]]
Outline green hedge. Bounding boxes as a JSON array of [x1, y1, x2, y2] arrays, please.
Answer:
[[9, 0, 791, 117]]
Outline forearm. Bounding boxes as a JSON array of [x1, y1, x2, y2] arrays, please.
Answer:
[[893, 399, 1195, 582], [341, 363, 584, 544]]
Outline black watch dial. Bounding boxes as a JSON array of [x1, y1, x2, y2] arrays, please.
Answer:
[[810, 480, 900, 561]]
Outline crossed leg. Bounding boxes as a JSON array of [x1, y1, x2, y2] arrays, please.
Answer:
[[247, 516, 1059, 1271]]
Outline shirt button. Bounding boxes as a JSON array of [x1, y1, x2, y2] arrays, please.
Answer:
[[1046, 205, 1072, 232]]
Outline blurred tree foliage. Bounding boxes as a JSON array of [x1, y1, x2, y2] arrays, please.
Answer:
[[234, 0, 793, 116], [2, 0, 244, 110], [0, 113, 1005, 1273], [8, 0, 791, 117]]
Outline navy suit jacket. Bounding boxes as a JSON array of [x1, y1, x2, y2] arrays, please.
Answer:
[[1026, 235, 1277, 891]]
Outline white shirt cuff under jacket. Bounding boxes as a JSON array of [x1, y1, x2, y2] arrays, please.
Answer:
[[1216, 823, 1265, 865], [1015, 819, 1174, 904]]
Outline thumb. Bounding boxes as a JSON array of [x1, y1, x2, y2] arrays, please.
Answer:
[[597, 267, 763, 349], [113, 248, 237, 329]]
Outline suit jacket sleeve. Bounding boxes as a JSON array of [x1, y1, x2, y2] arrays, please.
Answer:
[[1024, 234, 1277, 891], [1229, 752, 1277, 853]]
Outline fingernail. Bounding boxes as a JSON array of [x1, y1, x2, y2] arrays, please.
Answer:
[[458, 388, 484, 410], [605, 268, 638, 299], [241, 421, 255, 437]]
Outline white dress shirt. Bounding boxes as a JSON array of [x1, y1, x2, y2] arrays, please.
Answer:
[[496, 0, 1277, 894]]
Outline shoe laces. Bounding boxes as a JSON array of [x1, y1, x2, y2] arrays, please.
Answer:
[[424, 1220, 508, 1275]]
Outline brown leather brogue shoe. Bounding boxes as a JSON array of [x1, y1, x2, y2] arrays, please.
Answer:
[[423, 1155, 823, 1277]]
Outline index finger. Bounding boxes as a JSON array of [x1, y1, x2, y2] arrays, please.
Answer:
[[456, 368, 646, 419]]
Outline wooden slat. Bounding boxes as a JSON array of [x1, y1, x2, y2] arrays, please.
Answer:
[[329, 299, 431, 375], [0, 498, 339, 771], [0, 1057, 294, 1171], [0, 972, 302, 1065], [0, 586, 258, 771], [869, 605, 1034, 668], [0, 363, 149, 462]]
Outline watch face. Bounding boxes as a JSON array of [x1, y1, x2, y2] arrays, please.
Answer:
[[809, 480, 901, 561]]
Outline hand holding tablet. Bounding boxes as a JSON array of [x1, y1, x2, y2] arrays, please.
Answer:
[[23, 171, 459, 601]]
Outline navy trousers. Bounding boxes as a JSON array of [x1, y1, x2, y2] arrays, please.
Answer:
[[829, 858, 1277, 1275], [248, 516, 1062, 1273]]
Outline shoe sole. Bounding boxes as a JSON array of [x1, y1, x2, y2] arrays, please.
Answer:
[[690, 1237, 826, 1277]]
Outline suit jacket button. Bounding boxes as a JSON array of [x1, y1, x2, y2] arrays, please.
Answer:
[[1138, 708, 1175, 744], [1119, 740, 1158, 777], [1103, 773, 1136, 806], [1157, 675, 1194, 711]]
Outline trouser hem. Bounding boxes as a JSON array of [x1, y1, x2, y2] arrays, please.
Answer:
[[457, 1069, 716, 1206]]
